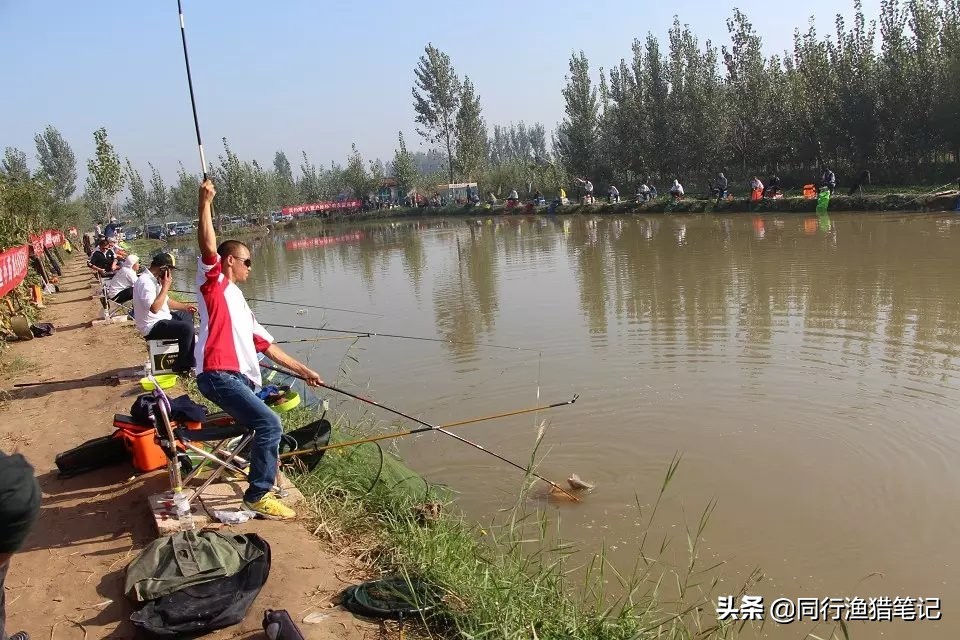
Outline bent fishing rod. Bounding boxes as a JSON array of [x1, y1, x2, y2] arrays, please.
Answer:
[[261, 364, 580, 500], [278, 394, 579, 459], [171, 289, 382, 317], [260, 321, 540, 352]]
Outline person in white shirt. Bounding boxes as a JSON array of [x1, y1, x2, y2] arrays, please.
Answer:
[[132, 252, 197, 375], [106, 254, 139, 305], [670, 179, 685, 200]]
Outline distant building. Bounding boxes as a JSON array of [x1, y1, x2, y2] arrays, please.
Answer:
[[437, 182, 478, 203]]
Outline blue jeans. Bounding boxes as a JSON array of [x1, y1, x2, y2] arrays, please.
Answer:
[[197, 370, 281, 503]]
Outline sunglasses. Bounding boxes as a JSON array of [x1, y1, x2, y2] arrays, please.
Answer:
[[230, 255, 252, 268]]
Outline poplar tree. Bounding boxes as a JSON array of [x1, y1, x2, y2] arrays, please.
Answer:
[[85, 127, 124, 220], [454, 76, 488, 182], [556, 51, 599, 180], [412, 43, 462, 184], [34, 125, 77, 202]]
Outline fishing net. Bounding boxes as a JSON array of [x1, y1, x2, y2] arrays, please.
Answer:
[[341, 575, 443, 621], [260, 359, 448, 502]]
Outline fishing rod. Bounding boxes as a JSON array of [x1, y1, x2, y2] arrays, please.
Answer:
[[248, 297, 383, 317], [278, 394, 579, 459], [260, 321, 540, 352], [275, 335, 369, 344], [170, 290, 382, 317], [177, 0, 207, 178], [14, 374, 122, 388], [261, 364, 580, 500], [901, 182, 956, 207]]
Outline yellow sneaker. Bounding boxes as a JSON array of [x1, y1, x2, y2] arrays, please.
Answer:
[[243, 494, 296, 520]]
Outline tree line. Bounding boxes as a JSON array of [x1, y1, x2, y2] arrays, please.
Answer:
[[5, 0, 958, 244], [414, 0, 960, 195]]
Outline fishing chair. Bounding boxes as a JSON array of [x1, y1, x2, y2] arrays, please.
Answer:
[[93, 274, 132, 320], [146, 378, 286, 508]]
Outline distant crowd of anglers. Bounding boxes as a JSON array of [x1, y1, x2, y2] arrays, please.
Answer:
[[484, 168, 863, 213]]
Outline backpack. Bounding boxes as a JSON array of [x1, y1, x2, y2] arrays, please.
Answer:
[[129, 533, 271, 637]]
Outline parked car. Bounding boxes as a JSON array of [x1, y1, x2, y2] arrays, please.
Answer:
[[145, 224, 165, 239], [174, 223, 193, 235], [124, 227, 140, 241]]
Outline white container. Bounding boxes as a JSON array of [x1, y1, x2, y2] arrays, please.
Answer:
[[172, 490, 195, 531], [147, 339, 181, 375]]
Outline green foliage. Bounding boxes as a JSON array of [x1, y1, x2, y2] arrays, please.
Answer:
[[34, 125, 77, 202], [578, 1, 960, 194], [1, 148, 30, 184], [412, 43, 462, 184], [148, 162, 168, 223], [273, 150, 297, 206], [557, 51, 599, 182], [213, 137, 249, 219], [343, 143, 372, 199], [85, 127, 124, 221], [170, 163, 199, 218], [454, 76, 488, 183], [297, 151, 323, 202], [391, 131, 419, 198], [123, 159, 149, 230]]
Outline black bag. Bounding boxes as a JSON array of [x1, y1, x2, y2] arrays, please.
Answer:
[[131, 394, 158, 426], [131, 394, 208, 426], [55, 432, 129, 477], [278, 419, 331, 472], [263, 609, 305, 640], [130, 534, 271, 637], [29, 322, 55, 338]]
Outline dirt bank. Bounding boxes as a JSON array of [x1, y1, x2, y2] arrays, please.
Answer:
[[0, 255, 372, 639]]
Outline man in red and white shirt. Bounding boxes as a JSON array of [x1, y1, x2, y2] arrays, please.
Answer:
[[194, 179, 322, 520]]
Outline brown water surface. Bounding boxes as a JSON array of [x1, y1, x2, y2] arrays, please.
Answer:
[[237, 212, 960, 638]]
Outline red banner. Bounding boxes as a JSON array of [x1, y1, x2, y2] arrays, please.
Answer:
[[0, 245, 30, 298], [281, 200, 363, 215], [285, 232, 364, 251], [28, 229, 65, 253]]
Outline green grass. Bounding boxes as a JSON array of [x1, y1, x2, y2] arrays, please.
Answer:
[[275, 392, 746, 639], [181, 373, 749, 638]]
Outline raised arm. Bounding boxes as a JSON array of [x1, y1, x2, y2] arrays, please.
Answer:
[[197, 179, 217, 259]]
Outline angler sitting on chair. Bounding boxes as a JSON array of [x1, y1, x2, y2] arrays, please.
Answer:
[[195, 179, 323, 520]]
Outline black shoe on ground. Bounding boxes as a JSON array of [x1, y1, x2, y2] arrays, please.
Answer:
[[9, 632, 31, 640]]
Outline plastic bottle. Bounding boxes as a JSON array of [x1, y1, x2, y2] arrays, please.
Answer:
[[144, 359, 153, 378], [172, 489, 195, 531]]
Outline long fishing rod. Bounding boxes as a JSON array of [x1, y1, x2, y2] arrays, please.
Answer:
[[170, 289, 382, 317], [261, 364, 579, 500], [275, 335, 369, 344], [260, 321, 540, 352], [177, 0, 207, 178], [248, 297, 383, 317], [278, 394, 579, 459], [901, 181, 956, 207]]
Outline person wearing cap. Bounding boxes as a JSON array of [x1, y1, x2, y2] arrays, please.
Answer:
[[132, 252, 197, 375], [194, 179, 322, 520], [0, 450, 42, 640], [105, 254, 140, 305], [87, 238, 117, 277]]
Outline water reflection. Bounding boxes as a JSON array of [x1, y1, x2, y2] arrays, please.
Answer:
[[216, 215, 960, 385]]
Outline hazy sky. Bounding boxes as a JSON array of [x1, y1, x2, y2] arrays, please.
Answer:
[[2, 0, 880, 186]]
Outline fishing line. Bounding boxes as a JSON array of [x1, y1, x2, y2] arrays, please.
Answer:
[[261, 364, 581, 501], [260, 321, 539, 352]]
